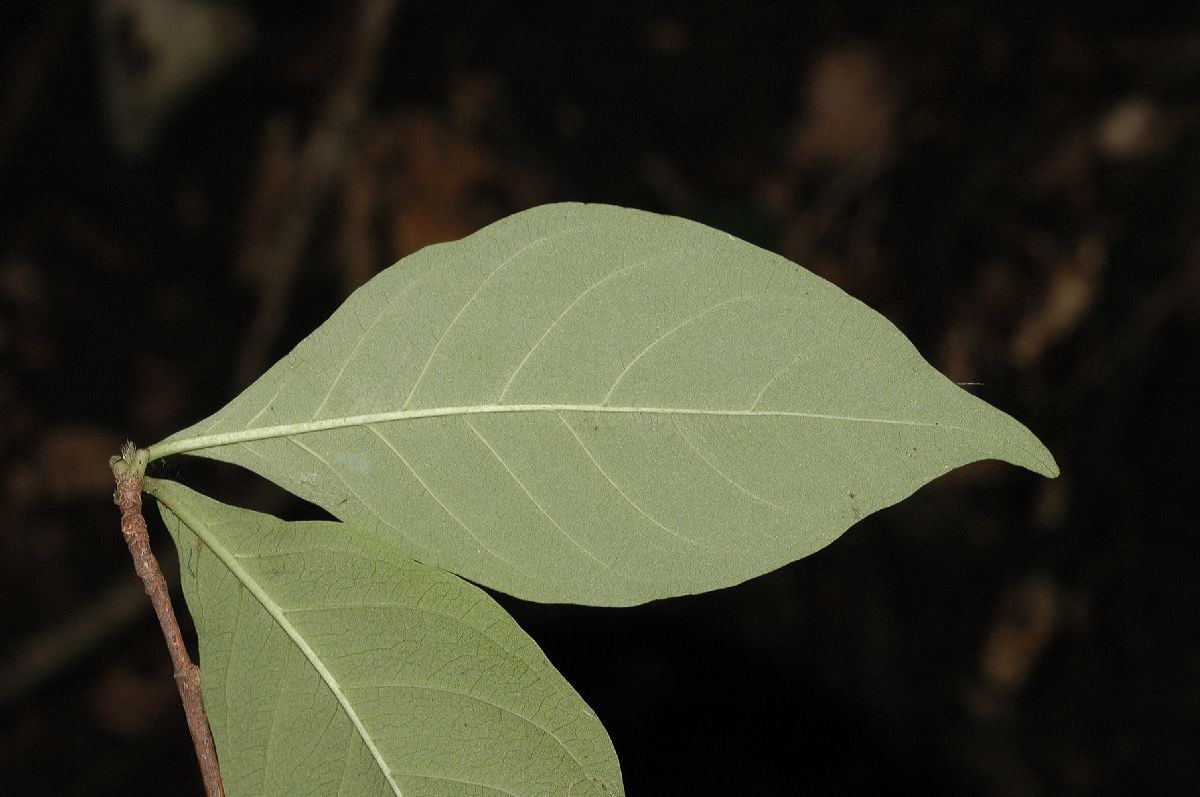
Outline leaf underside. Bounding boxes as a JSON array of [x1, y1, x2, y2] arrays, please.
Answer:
[[149, 479, 622, 797], [151, 203, 1057, 606]]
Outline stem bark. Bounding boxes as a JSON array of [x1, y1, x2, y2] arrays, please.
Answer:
[[111, 444, 224, 797]]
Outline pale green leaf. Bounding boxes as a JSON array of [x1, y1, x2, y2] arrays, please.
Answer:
[[149, 203, 1057, 606], [148, 478, 621, 797]]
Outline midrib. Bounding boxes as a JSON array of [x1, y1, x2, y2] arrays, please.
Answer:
[[148, 403, 957, 460]]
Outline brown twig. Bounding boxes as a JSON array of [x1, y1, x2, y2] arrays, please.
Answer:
[[110, 443, 224, 797]]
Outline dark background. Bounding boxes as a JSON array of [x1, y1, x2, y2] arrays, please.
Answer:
[[2, 1, 1198, 794]]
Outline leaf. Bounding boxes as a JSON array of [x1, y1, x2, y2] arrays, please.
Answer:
[[148, 479, 622, 797], [149, 203, 1057, 606]]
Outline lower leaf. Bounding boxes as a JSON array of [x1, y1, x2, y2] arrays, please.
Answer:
[[148, 478, 621, 797]]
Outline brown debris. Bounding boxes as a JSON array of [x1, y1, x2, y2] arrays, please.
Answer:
[[95, 0, 254, 157], [1010, 235, 1105, 368], [789, 44, 897, 171], [1095, 97, 1174, 162], [362, 109, 547, 257], [977, 573, 1061, 698]]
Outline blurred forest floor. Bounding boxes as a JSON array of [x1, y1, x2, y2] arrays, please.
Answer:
[[1, 2, 1197, 795]]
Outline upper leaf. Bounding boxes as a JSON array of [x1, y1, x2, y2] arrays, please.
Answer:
[[149, 203, 1057, 606], [149, 478, 622, 797]]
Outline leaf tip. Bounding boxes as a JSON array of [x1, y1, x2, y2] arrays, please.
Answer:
[[1038, 449, 1061, 480], [1012, 431, 1060, 479]]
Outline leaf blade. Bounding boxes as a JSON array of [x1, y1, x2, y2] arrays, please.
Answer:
[[150, 203, 1057, 605], [148, 478, 622, 797]]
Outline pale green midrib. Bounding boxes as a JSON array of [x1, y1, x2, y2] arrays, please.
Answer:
[[148, 483, 405, 797], [148, 402, 1028, 462]]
